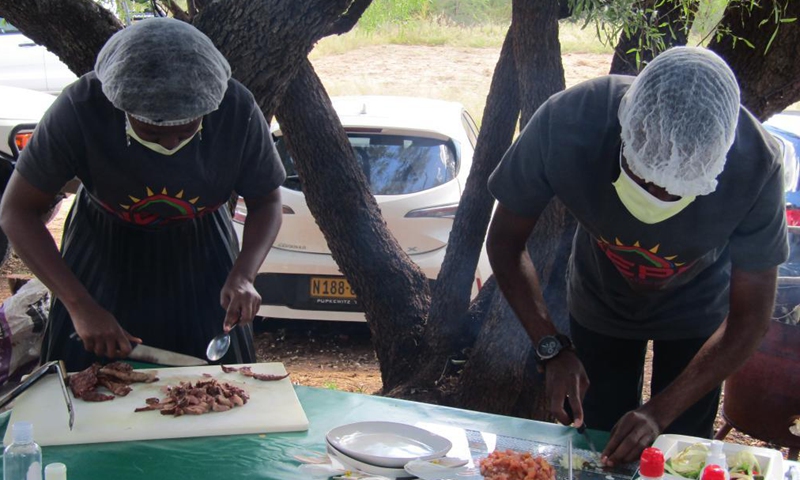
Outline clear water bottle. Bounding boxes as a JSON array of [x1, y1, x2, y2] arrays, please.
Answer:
[[3, 422, 42, 480], [705, 440, 730, 480]]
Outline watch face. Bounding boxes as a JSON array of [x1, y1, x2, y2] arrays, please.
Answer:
[[537, 336, 562, 360]]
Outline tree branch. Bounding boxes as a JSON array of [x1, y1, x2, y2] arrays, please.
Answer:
[[158, 0, 190, 22], [327, 0, 373, 36]]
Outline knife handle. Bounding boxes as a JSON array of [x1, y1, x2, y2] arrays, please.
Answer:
[[563, 398, 587, 433]]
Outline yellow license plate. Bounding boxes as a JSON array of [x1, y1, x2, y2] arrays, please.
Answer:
[[309, 277, 357, 299]]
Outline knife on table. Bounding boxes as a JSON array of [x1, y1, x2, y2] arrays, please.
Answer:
[[127, 344, 208, 367], [564, 399, 601, 459], [69, 333, 208, 366]]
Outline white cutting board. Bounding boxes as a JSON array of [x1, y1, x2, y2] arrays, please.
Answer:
[[3, 363, 309, 446]]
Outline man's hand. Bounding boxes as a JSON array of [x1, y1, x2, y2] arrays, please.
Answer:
[[220, 273, 261, 332], [70, 300, 142, 359], [546, 350, 590, 427], [601, 407, 662, 467]]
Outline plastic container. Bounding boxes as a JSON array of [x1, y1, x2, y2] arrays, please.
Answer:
[[44, 463, 66, 480], [705, 440, 729, 480], [640, 447, 665, 480], [652, 434, 783, 480], [3, 422, 42, 480]]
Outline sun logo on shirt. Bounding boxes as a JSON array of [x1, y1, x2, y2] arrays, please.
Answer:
[[597, 236, 697, 284], [111, 187, 208, 226]]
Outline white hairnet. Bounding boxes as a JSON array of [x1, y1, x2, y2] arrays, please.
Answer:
[[95, 18, 231, 126], [618, 46, 740, 197]]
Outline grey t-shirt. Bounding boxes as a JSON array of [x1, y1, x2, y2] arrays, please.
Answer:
[[488, 75, 789, 340], [17, 72, 285, 226]]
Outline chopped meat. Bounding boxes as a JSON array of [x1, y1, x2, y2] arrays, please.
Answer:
[[479, 450, 556, 480], [97, 377, 132, 397], [98, 366, 158, 383], [69, 362, 159, 402], [81, 391, 115, 402], [251, 372, 290, 381], [69, 364, 101, 398], [136, 378, 249, 417], [221, 365, 290, 381]]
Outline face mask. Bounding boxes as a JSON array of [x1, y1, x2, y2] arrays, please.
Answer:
[[125, 116, 202, 156], [612, 151, 696, 224]]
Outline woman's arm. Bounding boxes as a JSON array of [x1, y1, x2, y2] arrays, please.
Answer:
[[0, 171, 140, 357], [221, 188, 282, 330]]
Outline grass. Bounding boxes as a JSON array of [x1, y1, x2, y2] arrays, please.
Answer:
[[312, 18, 613, 59]]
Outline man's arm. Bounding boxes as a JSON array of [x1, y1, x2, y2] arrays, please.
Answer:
[[0, 171, 140, 357], [602, 266, 776, 466], [221, 188, 282, 331], [487, 203, 589, 426]]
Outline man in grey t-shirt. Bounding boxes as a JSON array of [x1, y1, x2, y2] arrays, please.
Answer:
[[487, 47, 787, 465]]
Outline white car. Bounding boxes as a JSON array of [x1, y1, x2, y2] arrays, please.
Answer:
[[233, 96, 492, 322], [0, 84, 58, 262], [0, 18, 77, 94]]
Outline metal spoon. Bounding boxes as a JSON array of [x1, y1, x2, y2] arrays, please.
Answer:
[[206, 323, 237, 361]]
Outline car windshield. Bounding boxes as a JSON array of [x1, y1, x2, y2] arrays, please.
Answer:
[[0, 18, 20, 34], [276, 133, 458, 195]]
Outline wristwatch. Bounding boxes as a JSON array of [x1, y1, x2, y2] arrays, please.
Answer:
[[533, 334, 574, 363]]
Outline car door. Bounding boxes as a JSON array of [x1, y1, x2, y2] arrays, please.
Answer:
[[0, 20, 48, 92]]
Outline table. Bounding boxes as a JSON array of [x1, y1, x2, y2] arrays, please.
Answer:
[[1, 385, 603, 480], [2, 385, 797, 480]]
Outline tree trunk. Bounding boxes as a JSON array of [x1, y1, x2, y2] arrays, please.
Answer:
[[0, 0, 122, 76], [446, 0, 570, 419], [418, 29, 522, 394], [276, 61, 430, 389], [194, 0, 353, 119], [710, 1, 800, 120], [609, 0, 694, 75]]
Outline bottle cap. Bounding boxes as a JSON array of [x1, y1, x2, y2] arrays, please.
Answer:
[[640, 447, 665, 477], [45, 462, 67, 480], [11, 421, 33, 443], [703, 464, 727, 480]]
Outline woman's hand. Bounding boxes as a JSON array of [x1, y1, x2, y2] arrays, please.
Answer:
[[69, 300, 142, 359], [220, 272, 261, 332]]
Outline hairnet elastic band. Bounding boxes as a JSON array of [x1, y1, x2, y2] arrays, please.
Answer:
[[129, 113, 201, 127]]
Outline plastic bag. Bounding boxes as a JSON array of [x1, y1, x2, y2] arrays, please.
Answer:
[[0, 279, 50, 386]]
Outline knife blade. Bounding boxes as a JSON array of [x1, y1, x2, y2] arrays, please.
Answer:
[[564, 399, 601, 459], [128, 344, 208, 367]]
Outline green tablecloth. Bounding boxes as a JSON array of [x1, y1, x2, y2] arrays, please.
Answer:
[[1, 386, 609, 480]]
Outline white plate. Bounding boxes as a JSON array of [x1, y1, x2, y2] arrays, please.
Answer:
[[652, 434, 784, 480], [326, 421, 453, 468], [404, 458, 479, 480], [326, 440, 412, 479]]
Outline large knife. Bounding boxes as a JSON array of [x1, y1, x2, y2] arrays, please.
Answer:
[[128, 344, 208, 367], [70, 333, 208, 366]]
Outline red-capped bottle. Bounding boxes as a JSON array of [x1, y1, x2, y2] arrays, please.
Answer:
[[702, 464, 728, 480], [640, 447, 665, 480]]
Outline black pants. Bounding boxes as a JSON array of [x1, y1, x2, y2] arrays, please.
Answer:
[[570, 317, 720, 438]]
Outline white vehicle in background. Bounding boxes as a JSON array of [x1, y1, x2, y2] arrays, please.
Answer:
[[0, 18, 77, 95], [0, 84, 59, 262], [233, 96, 491, 322]]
